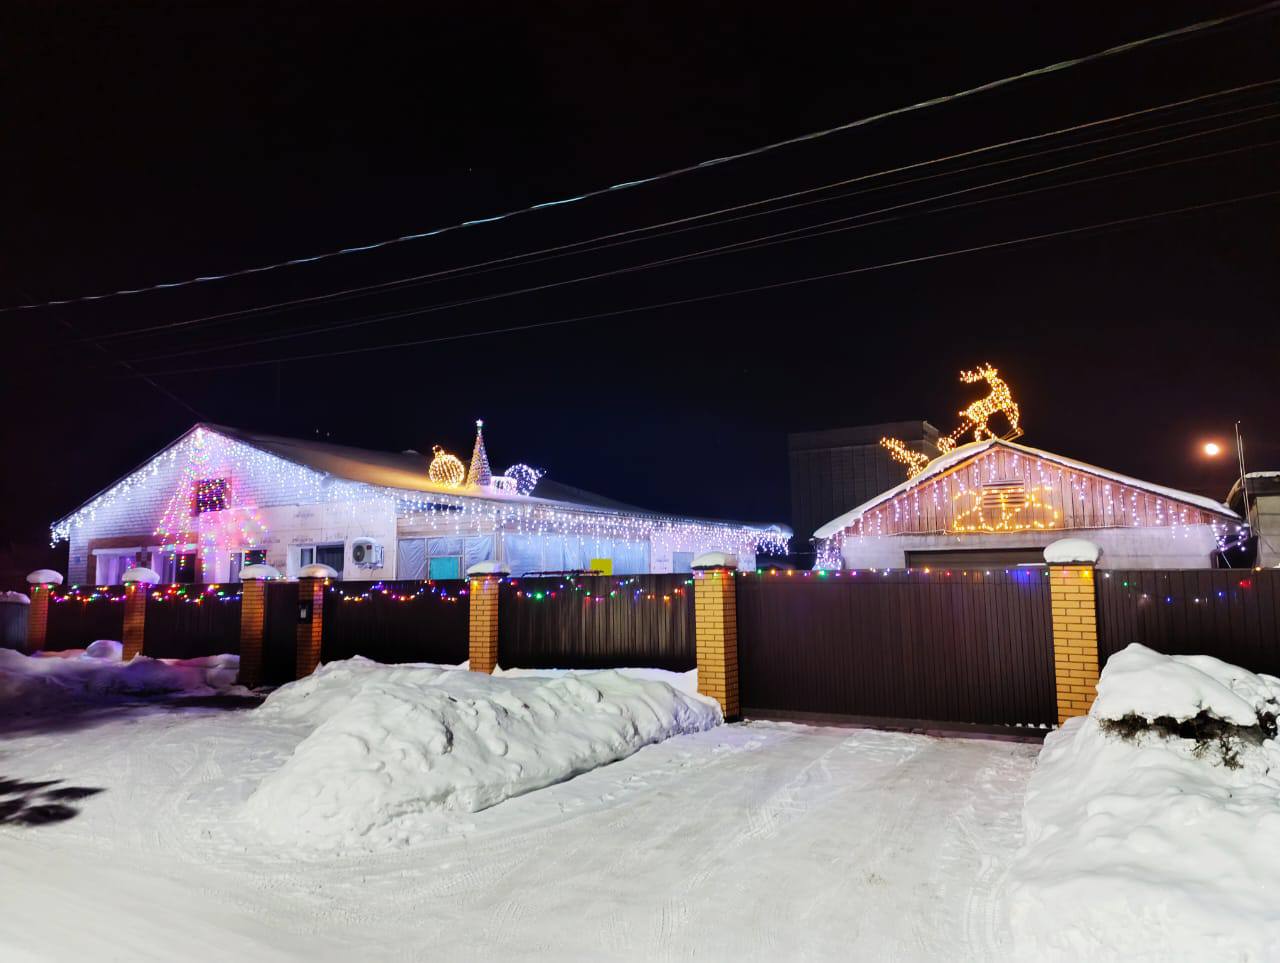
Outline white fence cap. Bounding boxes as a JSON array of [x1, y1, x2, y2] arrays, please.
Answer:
[[0, 590, 31, 605], [299, 563, 340, 579], [692, 552, 739, 570], [122, 567, 162, 584], [26, 568, 64, 586], [466, 560, 511, 577], [239, 563, 282, 581], [1043, 538, 1101, 565]]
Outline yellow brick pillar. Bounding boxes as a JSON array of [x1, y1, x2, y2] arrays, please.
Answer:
[[466, 561, 509, 674], [24, 569, 62, 654], [236, 565, 279, 688], [1049, 563, 1100, 724], [120, 567, 160, 661], [693, 553, 739, 721]]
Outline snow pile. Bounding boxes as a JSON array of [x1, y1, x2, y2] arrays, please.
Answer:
[[243, 657, 721, 850], [1093, 643, 1280, 726], [1008, 644, 1280, 961], [0, 648, 241, 714]]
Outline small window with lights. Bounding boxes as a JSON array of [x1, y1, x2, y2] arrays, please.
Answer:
[[193, 478, 230, 514]]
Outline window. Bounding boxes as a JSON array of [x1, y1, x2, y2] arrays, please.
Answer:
[[672, 552, 694, 574], [427, 556, 461, 580], [297, 543, 343, 576], [230, 549, 266, 583], [175, 553, 197, 584], [193, 478, 229, 514], [316, 543, 344, 574]]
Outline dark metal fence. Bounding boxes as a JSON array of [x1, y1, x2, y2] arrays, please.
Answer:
[[143, 586, 242, 659], [322, 580, 469, 666], [263, 581, 300, 686], [45, 589, 126, 651], [737, 570, 1057, 726], [498, 574, 695, 671], [1097, 569, 1280, 675]]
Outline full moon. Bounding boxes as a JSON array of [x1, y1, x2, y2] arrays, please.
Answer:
[[1203, 442, 1222, 457]]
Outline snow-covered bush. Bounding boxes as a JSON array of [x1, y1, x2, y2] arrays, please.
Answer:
[[1008, 644, 1280, 962], [242, 658, 721, 851]]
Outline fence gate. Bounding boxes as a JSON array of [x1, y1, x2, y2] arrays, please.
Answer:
[[737, 570, 1056, 726]]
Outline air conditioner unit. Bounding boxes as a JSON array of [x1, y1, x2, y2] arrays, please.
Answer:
[[351, 538, 384, 569]]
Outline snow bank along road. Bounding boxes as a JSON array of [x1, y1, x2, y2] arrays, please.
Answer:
[[0, 702, 1036, 961]]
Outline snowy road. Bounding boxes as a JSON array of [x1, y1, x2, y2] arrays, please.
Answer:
[[0, 706, 1037, 962]]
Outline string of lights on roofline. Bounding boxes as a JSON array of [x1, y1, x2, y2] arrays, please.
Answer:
[[49, 426, 789, 556]]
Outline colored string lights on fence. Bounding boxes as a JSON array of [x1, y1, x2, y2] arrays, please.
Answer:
[[327, 581, 467, 603]]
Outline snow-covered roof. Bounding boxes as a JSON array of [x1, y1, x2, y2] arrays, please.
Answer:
[[56, 422, 789, 536], [813, 438, 1237, 539]]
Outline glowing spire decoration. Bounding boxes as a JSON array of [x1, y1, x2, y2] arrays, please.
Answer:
[[466, 419, 492, 488]]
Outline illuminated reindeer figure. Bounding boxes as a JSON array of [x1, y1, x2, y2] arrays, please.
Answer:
[[880, 363, 1022, 476], [936, 363, 1020, 453]]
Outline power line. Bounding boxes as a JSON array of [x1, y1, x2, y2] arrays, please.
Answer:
[[73, 81, 1280, 345], [126, 189, 1280, 376], [110, 116, 1280, 365], [9, 1, 1278, 313]]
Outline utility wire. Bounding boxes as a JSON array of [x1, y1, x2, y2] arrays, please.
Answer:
[[8, 1, 1278, 313], [73, 81, 1280, 345], [112, 115, 1280, 365], [125, 189, 1280, 376]]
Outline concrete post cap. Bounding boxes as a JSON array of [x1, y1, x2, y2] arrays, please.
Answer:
[[298, 563, 340, 579], [121, 567, 162, 584], [466, 560, 510, 577], [238, 563, 282, 580], [0, 591, 31, 605], [26, 569, 64, 586], [1043, 538, 1101, 565], [692, 552, 739, 570]]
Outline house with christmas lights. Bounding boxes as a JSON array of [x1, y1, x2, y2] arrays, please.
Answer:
[[52, 423, 789, 585], [813, 438, 1243, 571]]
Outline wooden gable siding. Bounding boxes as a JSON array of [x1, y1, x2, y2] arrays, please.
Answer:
[[846, 447, 1227, 538]]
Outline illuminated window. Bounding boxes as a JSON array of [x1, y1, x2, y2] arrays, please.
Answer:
[[193, 478, 229, 514]]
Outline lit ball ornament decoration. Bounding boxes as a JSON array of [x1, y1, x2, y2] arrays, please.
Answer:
[[428, 446, 466, 488], [502, 463, 544, 496]]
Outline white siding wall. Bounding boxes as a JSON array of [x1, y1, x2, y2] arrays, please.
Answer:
[[838, 524, 1223, 570]]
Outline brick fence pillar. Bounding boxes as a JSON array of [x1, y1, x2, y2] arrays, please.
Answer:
[[24, 569, 62, 654], [1049, 563, 1100, 724], [295, 576, 326, 680], [466, 561, 508, 674], [693, 553, 740, 721], [237, 577, 268, 687], [121, 583, 149, 661]]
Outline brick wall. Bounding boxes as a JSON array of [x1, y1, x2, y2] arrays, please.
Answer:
[[121, 584, 148, 660], [468, 576, 500, 674], [295, 578, 325, 679], [693, 569, 739, 719], [1049, 564, 1100, 723], [238, 579, 267, 686]]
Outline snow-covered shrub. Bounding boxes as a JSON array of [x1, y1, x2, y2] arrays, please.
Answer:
[[1007, 643, 1280, 962]]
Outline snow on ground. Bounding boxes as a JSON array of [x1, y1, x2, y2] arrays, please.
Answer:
[[0, 647, 243, 716], [0, 663, 1036, 961], [1007, 644, 1280, 962], [244, 658, 721, 850]]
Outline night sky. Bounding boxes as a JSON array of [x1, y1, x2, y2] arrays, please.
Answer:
[[3, 2, 1278, 574]]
